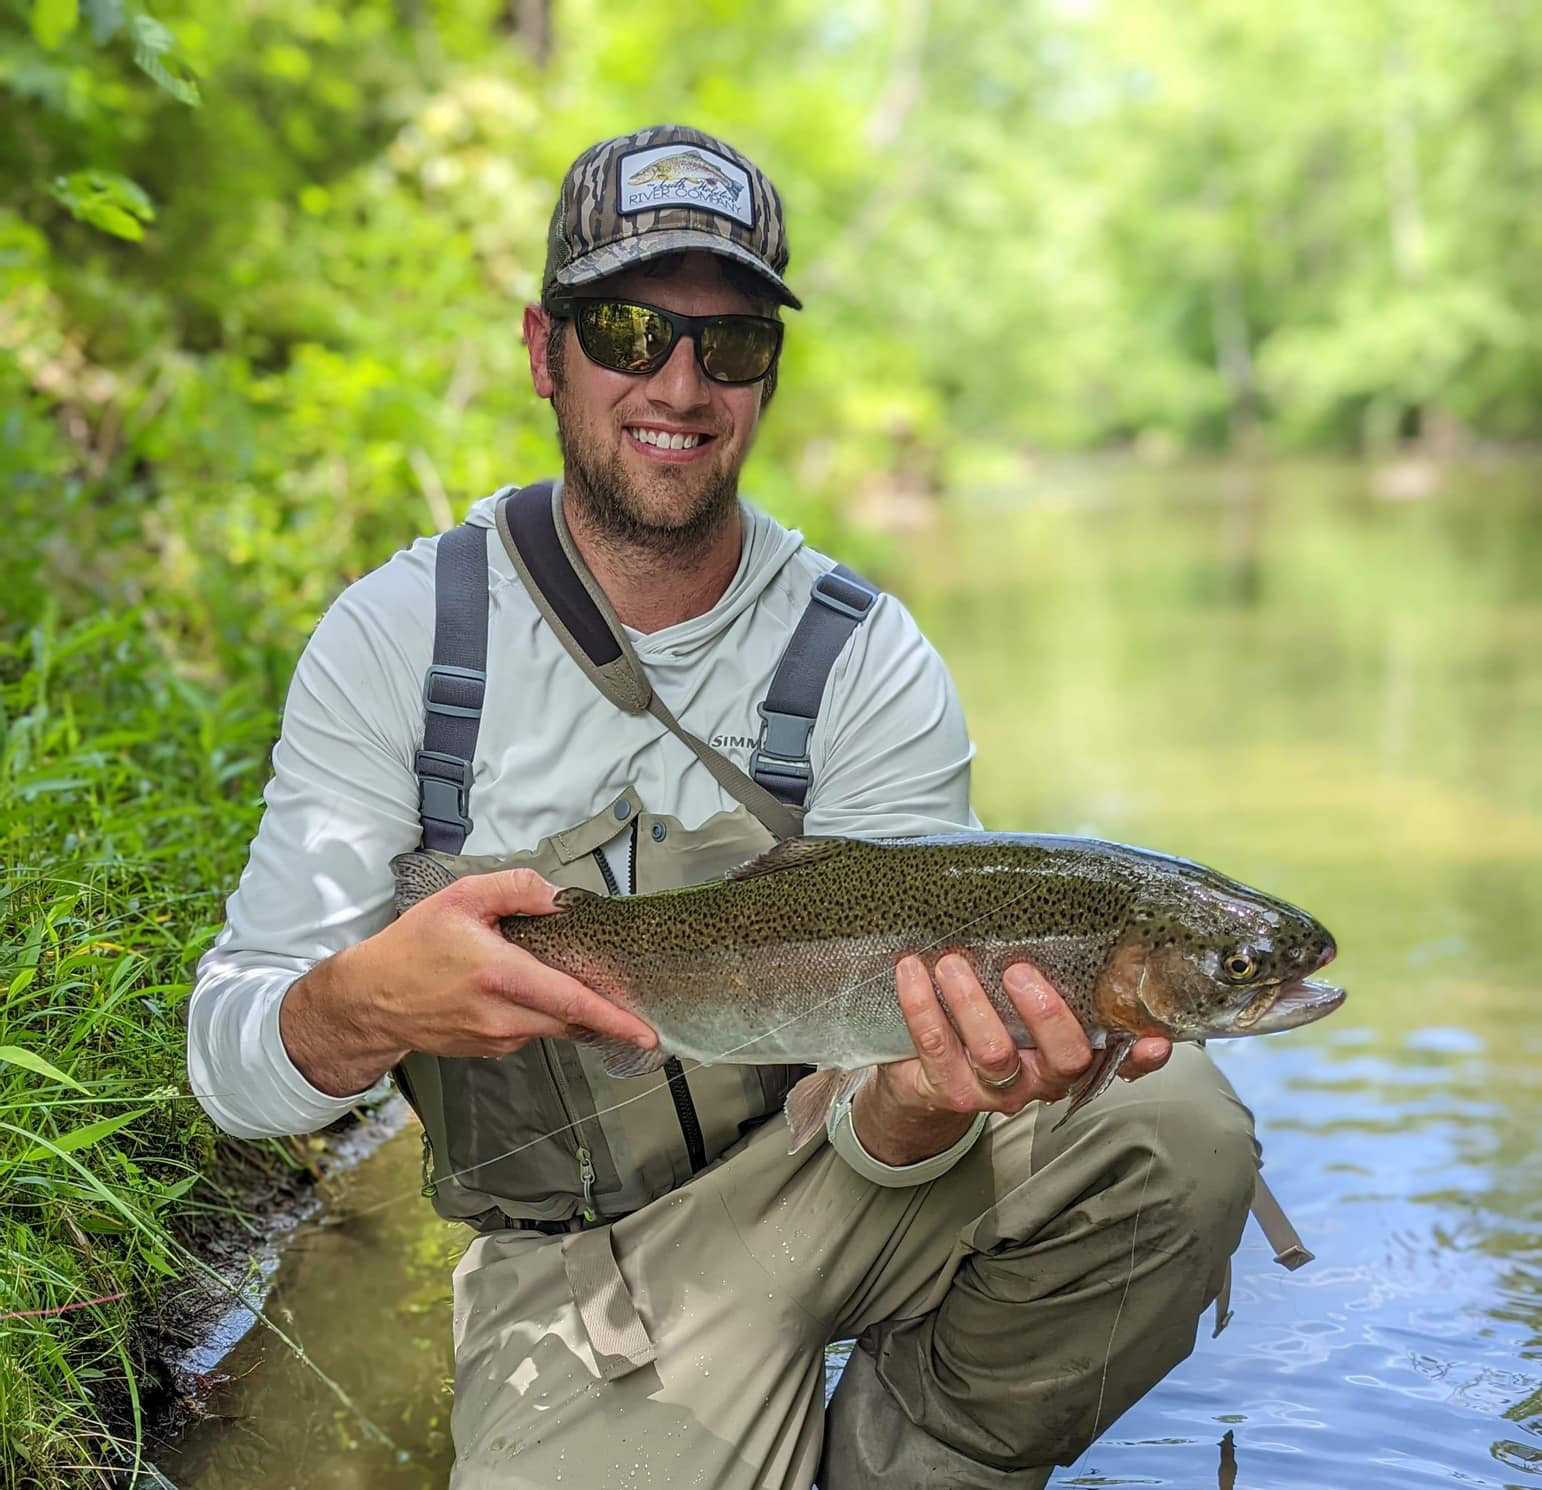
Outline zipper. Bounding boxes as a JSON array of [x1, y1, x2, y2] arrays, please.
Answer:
[[576, 1144, 597, 1222], [393, 1061, 439, 1199], [538, 1040, 591, 1194], [419, 1129, 437, 1199], [615, 819, 708, 1174], [592, 842, 621, 896]]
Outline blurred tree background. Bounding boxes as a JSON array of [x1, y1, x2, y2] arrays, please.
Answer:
[[3, 0, 1539, 655], [1, 0, 1538, 1482]]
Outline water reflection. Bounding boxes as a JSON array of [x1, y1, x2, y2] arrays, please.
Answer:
[[165, 461, 1542, 1488]]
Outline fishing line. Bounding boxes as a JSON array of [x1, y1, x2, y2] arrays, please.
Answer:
[[1082, 1116, 1156, 1470], [394, 873, 1059, 1198], [0, 1119, 400, 1458], [1080, 979, 1161, 1476]]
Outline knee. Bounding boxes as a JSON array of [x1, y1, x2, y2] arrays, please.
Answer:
[[1068, 1046, 1257, 1261]]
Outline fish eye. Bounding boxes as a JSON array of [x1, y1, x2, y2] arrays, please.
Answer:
[[1223, 951, 1259, 982]]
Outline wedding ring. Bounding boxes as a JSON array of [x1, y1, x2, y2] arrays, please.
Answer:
[[976, 1062, 1024, 1091]]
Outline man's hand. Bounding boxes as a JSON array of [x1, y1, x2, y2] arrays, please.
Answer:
[[279, 868, 657, 1098], [850, 954, 1172, 1167]]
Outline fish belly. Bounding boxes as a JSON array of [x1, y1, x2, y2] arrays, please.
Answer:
[[630, 936, 1042, 1070]]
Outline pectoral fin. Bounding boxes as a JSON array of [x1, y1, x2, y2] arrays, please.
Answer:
[[783, 1064, 875, 1153], [575, 1032, 672, 1078], [1052, 1032, 1135, 1131]]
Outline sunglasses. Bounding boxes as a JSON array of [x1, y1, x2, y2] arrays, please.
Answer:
[[546, 297, 784, 385]]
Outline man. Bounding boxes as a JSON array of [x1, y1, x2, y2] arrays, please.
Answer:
[[187, 125, 1257, 1489]]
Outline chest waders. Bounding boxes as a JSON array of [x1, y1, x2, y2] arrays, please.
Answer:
[[394, 482, 879, 1233], [395, 484, 1313, 1293]]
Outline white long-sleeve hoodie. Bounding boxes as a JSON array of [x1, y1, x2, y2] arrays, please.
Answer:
[[187, 491, 979, 1139]]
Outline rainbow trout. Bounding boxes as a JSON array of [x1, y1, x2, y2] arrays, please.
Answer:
[[392, 834, 1343, 1148], [627, 149, 744, 200]]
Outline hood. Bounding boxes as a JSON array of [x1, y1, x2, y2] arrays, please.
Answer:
[[468, 484, 807, 662]]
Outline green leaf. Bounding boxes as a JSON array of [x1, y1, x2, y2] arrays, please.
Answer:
[[19, 1107, 149, 1162], [0, 1045, 88, 1094], [129, 13, 201, 106], [49, 171, 156, 242], [31, 0, 79, 51], [85, 0, 123, 45], [155, 1174, 199, 1202], [140, 1245, 177, 1277]]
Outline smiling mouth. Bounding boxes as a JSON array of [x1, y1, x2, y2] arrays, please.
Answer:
[[625, 426, 716, 454]]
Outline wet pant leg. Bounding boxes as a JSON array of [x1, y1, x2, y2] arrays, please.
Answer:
[[819, 1044, 1258, 1489], [446, 1123, 842, 1490], [448, 1046, 1257, 1490]]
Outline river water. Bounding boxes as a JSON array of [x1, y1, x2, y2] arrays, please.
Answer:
[[160, 458, 1542, 1489]]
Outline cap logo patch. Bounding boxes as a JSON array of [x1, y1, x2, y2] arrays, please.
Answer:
[[618, 146, 754, 227]]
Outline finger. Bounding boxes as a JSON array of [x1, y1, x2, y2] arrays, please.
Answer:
[[933, 954, 1021, 1085], [473, 867, 565, 918], [489, 954, 658, 1048], [894, 955, 967, 1087], [1118, 1035, 1172, 1079], [1002, 962, 1091, 1082]]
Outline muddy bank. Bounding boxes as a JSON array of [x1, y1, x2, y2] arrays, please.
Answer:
[[129, 1095, 418, 1473], [148, 1111, 466, 1489]]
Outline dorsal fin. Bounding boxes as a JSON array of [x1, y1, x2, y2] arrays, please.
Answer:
[[554, 885, 601, 909], [726, 836, 849, 882], [390, 851, 458, 915]]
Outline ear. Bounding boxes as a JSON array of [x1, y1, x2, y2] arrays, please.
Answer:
[[524, 303, 555, 400]]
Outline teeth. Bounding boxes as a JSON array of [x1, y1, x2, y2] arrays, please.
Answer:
[[628, 428, 702, 450]]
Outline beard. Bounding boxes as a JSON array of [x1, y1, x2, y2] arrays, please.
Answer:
[[549, 340, 742, 562]]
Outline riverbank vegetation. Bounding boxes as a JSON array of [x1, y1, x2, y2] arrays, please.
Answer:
[[3, 0, 1538, 1482]]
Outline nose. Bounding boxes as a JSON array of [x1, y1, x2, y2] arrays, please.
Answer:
[[645, 330, 711, 410]]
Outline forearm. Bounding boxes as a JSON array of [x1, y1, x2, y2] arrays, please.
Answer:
[[186, 953, 371, 1139], [278, 944, 409, 1099]]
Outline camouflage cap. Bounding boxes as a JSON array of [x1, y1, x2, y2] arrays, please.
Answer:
[[542, 124, 801, 310]]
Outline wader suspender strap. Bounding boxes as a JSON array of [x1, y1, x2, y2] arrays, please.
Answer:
[[494, 483, 858, 842], [418, 522, 491, 852], [1251, 1170, 1314, 1270], [750, 566, 877, 806], [1214, 1171, 1314, 1337]]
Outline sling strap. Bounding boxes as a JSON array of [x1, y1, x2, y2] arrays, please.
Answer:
[[750, 565, 877, 806], [493, 482, 876, 841], [417, 520, 492, 852]]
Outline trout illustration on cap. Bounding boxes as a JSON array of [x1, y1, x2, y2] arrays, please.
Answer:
[[627, 149, 744, 202]]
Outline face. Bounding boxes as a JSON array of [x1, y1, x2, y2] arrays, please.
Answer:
[[524, 252, 774, 556]]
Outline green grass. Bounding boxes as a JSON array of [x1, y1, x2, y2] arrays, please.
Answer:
[[0, 604, 293, 1487]]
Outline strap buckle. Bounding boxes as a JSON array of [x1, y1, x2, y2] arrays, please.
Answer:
[[415, 749, 473, 837], [811, 569, 876, 622], [423, 663, 486, 719], [749, 705, 815, 793]]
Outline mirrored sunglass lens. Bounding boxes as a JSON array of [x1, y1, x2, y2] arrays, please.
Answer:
[[580, 303, 674, 371], [700, 320, 779, 382]]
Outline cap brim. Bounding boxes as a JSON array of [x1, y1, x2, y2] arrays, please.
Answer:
[[548, 229, 802, 310]]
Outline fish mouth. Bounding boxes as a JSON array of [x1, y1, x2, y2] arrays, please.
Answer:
[[1233, 977, 1346, 1034]]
